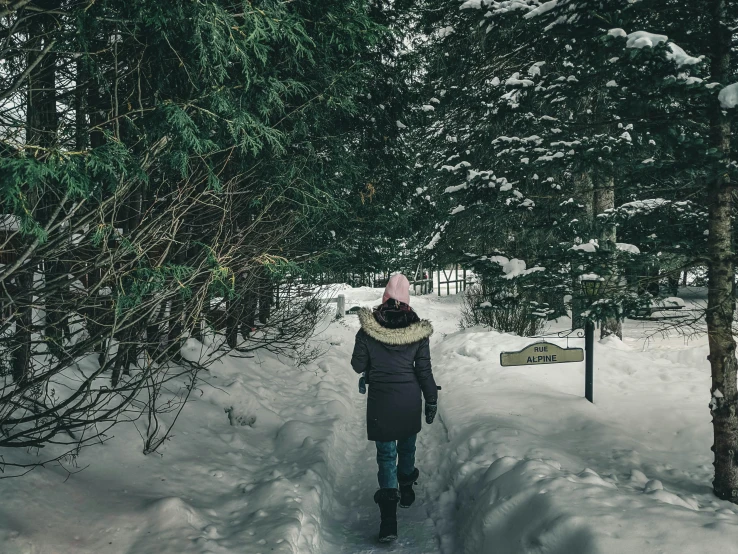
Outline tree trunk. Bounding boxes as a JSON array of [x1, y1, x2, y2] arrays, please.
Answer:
[[43, 68, 68, 367], [167, 246, 187, 362], [258, 269, 272, 325], [594, 175, 622, 340], [167, 296, 184, 361], [86, 38, 108, 364], [241, 290, 257, 339], [667, 271, 680, 297], [14, 10, 59, 381], [113, 189, 143, 385], [574, 171, 594, 225], [75, 57, 88, 151], [707, 0, 738, 503], [226, 297, 240, 349], [571, 172, 594, 330], [11, 271, 33, 383], [146, 301, 165, 360]]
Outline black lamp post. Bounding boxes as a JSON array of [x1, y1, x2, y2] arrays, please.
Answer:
[[579, 275, 604, 403]]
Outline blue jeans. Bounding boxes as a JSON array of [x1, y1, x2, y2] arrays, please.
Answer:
[[375, 434, 417, 489]]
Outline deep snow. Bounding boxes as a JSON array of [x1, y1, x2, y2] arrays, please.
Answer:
[[1, 285, 738, 554]]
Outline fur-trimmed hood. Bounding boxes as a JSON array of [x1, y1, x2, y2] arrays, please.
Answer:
[[358, 308, 433, 346]]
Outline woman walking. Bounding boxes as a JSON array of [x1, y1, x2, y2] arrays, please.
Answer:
[[351, 274, 439, 543]]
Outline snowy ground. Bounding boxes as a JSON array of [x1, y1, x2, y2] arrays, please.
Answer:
[[1, 286, 738, 554]]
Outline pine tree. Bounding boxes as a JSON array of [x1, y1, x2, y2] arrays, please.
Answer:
[[407, 0, 738, 502]]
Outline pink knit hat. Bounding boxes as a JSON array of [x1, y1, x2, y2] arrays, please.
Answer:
[[382, 274, 411, 305]]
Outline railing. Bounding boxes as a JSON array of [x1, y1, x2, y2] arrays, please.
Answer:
[[437, 265, 468, 296], [411, 278, 433, 295]]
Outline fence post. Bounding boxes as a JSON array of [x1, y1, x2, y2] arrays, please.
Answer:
[[337, 294, 345, 318]]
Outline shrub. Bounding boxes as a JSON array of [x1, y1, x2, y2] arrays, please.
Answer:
[[460, 284, 547, 337]]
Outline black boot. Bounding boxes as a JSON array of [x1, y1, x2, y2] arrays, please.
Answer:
[[398, 468, 419, 508], [374, 488, 399, 543]]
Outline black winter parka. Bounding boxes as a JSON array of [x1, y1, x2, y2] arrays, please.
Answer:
[[351, 308, 438, 442]]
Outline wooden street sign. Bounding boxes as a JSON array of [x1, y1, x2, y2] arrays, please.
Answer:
[[500, 341, 584, 367]]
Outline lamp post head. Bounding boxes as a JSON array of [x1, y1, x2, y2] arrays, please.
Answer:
[[579, 274, 605, 300]]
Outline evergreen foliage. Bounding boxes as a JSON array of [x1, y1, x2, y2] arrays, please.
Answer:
[[0, 0, 387, 469], [401, 0, 737, 501], [404, 0, 735, 332]]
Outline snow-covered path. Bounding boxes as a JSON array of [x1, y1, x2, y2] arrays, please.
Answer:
[[308, 291, 463, 553], [315, 396, 446, 553]]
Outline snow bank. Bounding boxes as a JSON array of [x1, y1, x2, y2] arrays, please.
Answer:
[[0, 315, 364, 554], [431, 325, 738, 553]]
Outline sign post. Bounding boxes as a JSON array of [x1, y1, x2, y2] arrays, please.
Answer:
[[584, 320, 594, 403], [579, 274, 605, 404]]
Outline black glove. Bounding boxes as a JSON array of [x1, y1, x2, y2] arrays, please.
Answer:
[[425, 402, 438, 425]]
